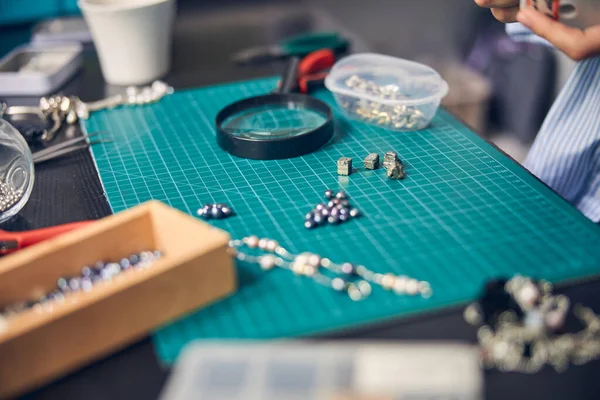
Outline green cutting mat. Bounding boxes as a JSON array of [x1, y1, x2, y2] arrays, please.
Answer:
[[84, 77, 600, 364]]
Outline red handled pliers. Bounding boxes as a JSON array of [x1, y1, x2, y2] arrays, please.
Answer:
[[0, 221, 94, 255], [296, 49, 336, 94]]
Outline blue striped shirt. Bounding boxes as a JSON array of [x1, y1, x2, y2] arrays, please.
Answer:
[[507, 24, 600, 222]]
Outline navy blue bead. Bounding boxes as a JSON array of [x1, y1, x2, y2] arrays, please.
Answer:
[[324, 189, 334, 199], [120, 258, 131, 269], [328, 215, 340, 224], [339, 214, 349, 222], [335, 191, 347, 200], [305, 212, 314, 221], [313, 215, 324, 225]]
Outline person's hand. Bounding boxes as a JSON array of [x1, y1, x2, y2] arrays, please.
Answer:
[[474, 0, 520, 23], [517, 8, 600, 61]]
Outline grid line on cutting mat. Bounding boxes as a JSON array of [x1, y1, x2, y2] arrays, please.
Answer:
[[84, 77, 600, 364]]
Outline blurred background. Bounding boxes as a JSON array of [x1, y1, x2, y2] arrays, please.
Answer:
[[0, 0, 576, 163]]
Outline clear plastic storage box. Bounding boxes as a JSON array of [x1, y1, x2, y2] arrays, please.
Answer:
[[325, 53, 449, 132]]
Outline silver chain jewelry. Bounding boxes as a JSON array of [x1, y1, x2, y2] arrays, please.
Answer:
[[228, 236, 432, 301], [1, 80, 173, 142], [465, 275, 600, 373]]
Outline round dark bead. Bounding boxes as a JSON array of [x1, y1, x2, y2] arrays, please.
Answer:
[[81, 266, 92, 278], [315, 203, 326, 211], [324, 189, 334, 199], [327, 200, 337, 209], [349, 208, 361, 218], [339, 214, 349, 222], [304, 220, 316, 229], [129, 254, 140, 265], [305, 212, 315, 221], [335, 191, 348, 200], [221, 206, 233, 217], [320, 208, 330, 217], [120, 258, 131, 269], [215, 203, 227, 209], [313, 215, 324, 225], [330, 208, 339, 217], [328, 215, 340, 224], [211, 207, 224, 219], [337, 204, 349, 212]]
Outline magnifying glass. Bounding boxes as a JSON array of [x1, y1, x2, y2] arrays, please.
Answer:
[[216, 57, 334, 160]]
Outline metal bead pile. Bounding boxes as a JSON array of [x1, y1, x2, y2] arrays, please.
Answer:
[[0, 250, 162, 323], [340, 75, 428, 130], [465, 275, 600, 373], [304, 190, 361, 229], [228, 236, 432, 301], [0, 180, 24, 212], [197, 203, 234, 220]]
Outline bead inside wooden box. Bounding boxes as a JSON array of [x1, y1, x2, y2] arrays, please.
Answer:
[[0, 201, 236, 399]]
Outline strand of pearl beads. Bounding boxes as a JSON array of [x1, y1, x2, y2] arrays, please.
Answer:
[[228, 236, 432, 301]]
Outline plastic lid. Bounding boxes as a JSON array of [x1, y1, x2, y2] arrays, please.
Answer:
[[325, 53, 449, 106]]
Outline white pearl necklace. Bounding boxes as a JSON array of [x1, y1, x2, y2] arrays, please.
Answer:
[[228, 236, 432, 301]]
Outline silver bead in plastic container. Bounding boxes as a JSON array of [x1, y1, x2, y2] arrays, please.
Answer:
[[0, 119, 34, 223]]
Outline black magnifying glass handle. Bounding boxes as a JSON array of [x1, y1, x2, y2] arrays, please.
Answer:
[[278, 56, 301, 94]]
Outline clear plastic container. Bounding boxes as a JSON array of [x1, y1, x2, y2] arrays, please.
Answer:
[[0, 119, 35, 224], [325, 53, 449, 131]]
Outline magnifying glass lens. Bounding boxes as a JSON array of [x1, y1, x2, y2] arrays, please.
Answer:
[[220, 103, 328, 139]]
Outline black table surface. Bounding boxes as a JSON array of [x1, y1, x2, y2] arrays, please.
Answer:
[[2, 3, 600, 400]]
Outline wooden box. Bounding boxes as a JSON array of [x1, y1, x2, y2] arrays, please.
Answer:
[[0, 201, 237, 398]]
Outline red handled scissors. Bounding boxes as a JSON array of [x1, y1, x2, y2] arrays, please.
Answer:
[[0, 221, 94, 255]]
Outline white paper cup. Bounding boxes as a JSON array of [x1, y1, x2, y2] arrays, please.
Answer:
[[78, 0, 175, 86]]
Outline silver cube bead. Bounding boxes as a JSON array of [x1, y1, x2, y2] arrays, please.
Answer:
[[337, 157, 353, 176]]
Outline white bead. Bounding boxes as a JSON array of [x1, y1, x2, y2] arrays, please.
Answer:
[[381, 274, 395, 290], [292, 262, 304, 275], [303, 265, 317, 276], [258, 238, 269, 250], [259, 255, 276, 271], [393, 276, 408, 294], [348, 285, 363, 301], [406, 279, 419, 295], [266, 240, 278, 252], [295, 253, 310, 265], [358, 281, 372, 296], [308, 254, 321, 267], [246, 236, 259, 248], [516, 282, 539, 308], [332, 278, 346, 291], [524, 310, 544, 333], [545, 310, 566, 331]]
